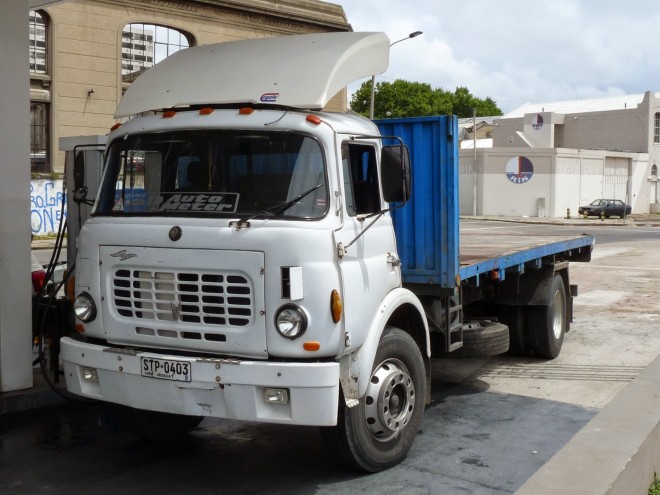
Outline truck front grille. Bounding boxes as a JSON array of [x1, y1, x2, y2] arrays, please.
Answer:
[[112, 269, 252, 327]]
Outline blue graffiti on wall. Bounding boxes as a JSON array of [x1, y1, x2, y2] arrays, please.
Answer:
[[30, 180, 67, 235]]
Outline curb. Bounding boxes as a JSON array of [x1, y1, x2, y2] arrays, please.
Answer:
[[515, 354, 660, 495]]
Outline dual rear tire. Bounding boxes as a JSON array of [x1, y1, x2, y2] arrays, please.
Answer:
[[498, 274, 568, 359]]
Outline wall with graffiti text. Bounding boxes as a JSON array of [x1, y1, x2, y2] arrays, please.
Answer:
[[30, 180, 66, 235]]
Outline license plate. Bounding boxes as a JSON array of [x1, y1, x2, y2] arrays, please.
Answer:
[[140, 356, 191, 382]]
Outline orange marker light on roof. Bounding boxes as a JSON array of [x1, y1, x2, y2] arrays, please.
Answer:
[[110, 123, 122, 132], [306, 115, 322, 125], [239, 107, 254, 115], [163, 110, 177, 118], [199, 107, 214, 115]]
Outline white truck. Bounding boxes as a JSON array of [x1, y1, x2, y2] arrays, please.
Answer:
[[61, 32, 594, 472]]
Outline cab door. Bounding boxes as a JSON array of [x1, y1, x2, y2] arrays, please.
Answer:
[[334, 141, 400, 350]]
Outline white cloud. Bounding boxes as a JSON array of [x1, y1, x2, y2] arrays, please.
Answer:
[[339, 0, 660, 113]]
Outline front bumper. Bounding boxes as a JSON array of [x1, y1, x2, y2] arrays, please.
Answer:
[[579, 208, 597, 216], [61, 337, 340, 426]]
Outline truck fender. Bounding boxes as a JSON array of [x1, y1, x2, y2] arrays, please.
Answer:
[[338, 287, 430, 405]]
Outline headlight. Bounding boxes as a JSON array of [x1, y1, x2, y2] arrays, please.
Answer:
[[74, 292, 97, 322], [275, 304, 308, 339]]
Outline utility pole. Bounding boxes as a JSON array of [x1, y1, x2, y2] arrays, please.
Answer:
[[473, 108, 478, 215], [369, 31, 422, 120]]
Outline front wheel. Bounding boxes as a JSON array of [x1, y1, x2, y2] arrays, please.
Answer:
[[320, 326, 426, 472]]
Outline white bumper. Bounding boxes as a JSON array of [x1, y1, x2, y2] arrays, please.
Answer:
[[61, 337, 340, 426]]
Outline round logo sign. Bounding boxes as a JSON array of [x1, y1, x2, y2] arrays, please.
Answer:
[[505, 156, 534, 184], [532, 114, 544, 130]]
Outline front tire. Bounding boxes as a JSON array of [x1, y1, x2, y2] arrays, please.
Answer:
[[528, 274, 567, 359], [320, 326, 426, 472]]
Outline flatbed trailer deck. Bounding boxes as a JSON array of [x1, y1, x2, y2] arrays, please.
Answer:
[[459, 222, 595, 283]]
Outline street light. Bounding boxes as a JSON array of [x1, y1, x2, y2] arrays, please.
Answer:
[[369, 31, 423, 119]]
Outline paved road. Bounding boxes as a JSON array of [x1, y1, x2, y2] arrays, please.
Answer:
[[6, 220, 659, 494]]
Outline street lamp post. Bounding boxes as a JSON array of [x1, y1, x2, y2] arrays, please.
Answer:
[[369, 31, 423, 120]]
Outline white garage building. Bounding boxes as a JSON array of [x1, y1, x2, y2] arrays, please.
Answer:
[[460, 91, 660, 217]]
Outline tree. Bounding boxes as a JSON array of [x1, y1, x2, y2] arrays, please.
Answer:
[[349, 80, 502, 119]]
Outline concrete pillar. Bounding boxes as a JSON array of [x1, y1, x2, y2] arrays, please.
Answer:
[[0, 0, 33, 391]]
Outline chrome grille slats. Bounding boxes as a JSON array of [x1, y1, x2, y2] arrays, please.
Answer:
[[112, 268, 253, 327], [100, 246, 267, 358]]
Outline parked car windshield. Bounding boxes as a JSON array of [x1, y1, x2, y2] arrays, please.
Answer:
[[94, 130, 328, 219]]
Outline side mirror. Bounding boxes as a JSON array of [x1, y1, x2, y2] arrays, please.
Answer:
[[381, 144, 411, 204], [73, 150, 86, 191]]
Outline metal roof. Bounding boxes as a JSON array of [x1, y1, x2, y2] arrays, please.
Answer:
[[502, 93, 659, 119]]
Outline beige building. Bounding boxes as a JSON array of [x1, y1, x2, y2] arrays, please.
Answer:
[[30, 0, 351, 175], [460, 91, 660, 217]]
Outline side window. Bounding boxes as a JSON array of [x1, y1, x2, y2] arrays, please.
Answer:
[[341, 143, 381, 216]]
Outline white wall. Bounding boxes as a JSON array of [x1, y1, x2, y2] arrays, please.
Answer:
[[0, 0, 33, 391], [460, 148, 649, 217]]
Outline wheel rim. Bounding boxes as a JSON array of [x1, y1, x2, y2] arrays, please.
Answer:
[[552, 289, 565, 340], [364, 358, 416, 442]]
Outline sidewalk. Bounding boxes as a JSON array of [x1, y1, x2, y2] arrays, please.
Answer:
[[460, 213, 660, 227]]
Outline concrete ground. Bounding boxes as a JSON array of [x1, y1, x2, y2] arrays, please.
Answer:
[[4, 214, 660, 493]]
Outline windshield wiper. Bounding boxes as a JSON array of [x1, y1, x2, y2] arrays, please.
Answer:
[[272, 183, 325, 215], [231, 183, 324, 230]]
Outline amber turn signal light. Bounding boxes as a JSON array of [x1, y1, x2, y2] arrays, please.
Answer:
[[330, 289, 343, 323], [303, 341, 320, 351]]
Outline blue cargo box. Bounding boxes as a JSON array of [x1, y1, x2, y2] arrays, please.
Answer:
[[376, 116, 460, 289], [376, 116, 594, 292]]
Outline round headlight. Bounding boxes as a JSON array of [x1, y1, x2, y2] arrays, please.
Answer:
[[74, 292, 97, 322], [275, 305, 308, 340]]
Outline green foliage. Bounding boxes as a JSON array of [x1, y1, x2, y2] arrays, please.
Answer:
[[350, 79, 503, 119], [650, 473, 660, 495]]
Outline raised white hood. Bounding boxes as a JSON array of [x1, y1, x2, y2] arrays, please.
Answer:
[[115, 31, 390, 118]]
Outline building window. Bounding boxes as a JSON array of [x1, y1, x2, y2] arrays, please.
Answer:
[[652, 164, 658, 177], [121, 24, 193, 83], [655, 113, 660, 144], [29, 10, 50, 174], [30, 102, 49, 174], [29, 10, 47, 74]]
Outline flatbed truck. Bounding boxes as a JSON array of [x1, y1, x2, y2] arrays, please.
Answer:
[[59, 32, 594, 472]]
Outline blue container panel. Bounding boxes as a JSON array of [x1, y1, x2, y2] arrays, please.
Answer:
[[376, 116, 459, 289]]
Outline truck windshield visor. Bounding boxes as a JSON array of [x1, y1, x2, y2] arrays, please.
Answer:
[[94, 130, 328, 219]]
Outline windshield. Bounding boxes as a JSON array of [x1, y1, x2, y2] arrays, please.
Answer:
[[94, 130, 328, 219]]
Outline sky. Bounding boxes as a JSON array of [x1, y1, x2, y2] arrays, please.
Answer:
[[338, 0, 660, 114]]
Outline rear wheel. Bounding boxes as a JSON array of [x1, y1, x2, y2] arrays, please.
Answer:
[[320, 326, 426, 472], [528, 274, 567, 359], [113, 405, 203, 441]]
